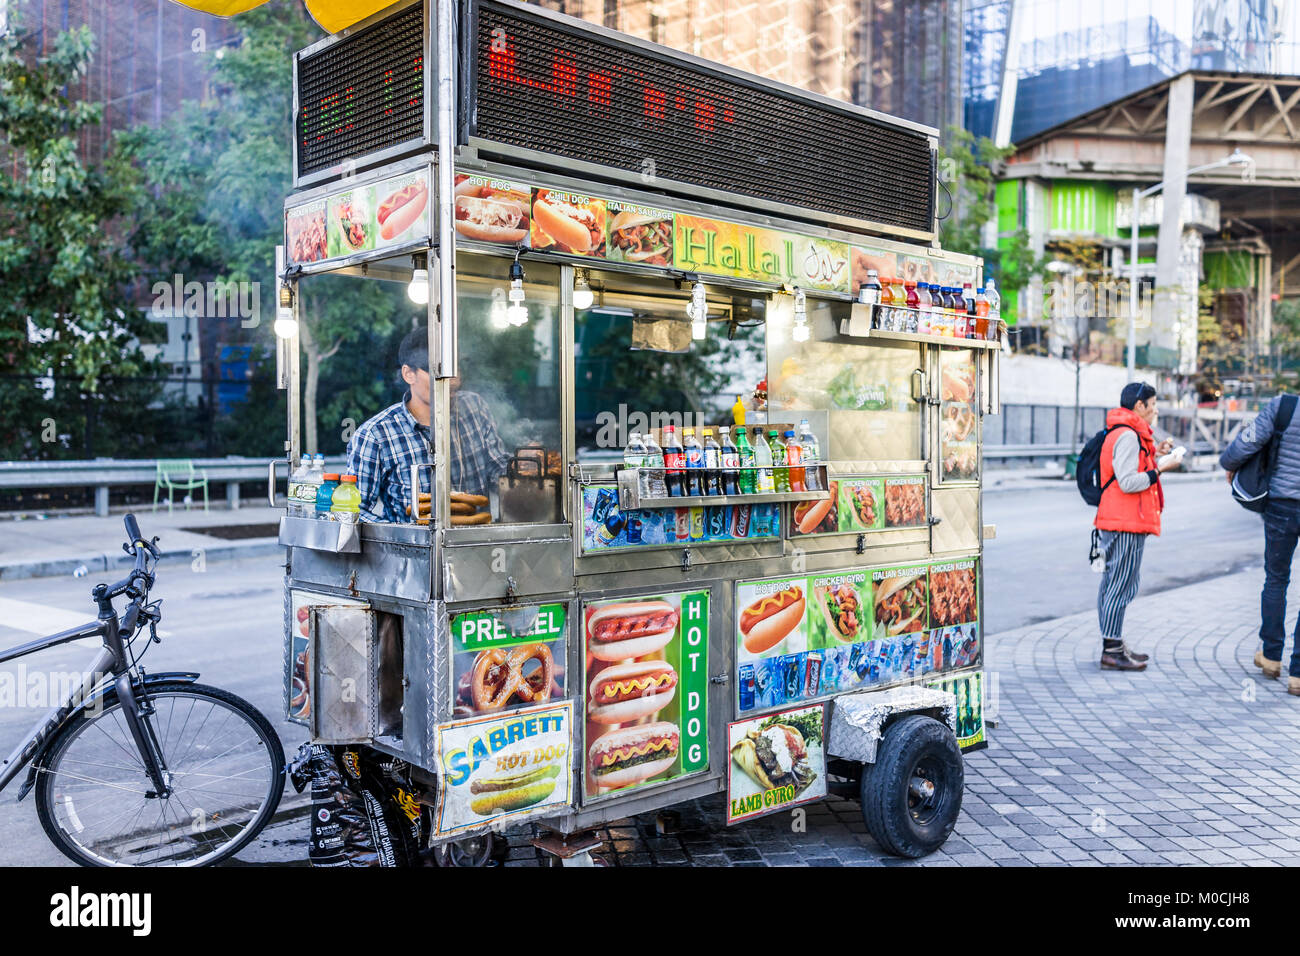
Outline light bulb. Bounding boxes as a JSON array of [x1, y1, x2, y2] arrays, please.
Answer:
[[692, 318, 707, 340], [507, 303, 528, 326], [407, 268, 429, 304], [274, 312, 298, 339], [573, 273, 594, 310], [792, 321, 810, 342]]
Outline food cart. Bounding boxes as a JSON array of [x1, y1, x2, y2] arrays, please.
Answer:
[[275, 0, 1000, 865]]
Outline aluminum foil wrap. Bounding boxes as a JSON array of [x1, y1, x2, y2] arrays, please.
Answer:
[[827, 685, 957, 764]]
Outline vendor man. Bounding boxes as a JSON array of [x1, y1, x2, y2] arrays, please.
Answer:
[[347, 326, 511, 523]]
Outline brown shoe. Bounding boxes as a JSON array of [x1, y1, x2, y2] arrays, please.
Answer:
[[1121, 642, 1149, 663], [1255, 650, 1282, 679], [1289, 677, 1300, 696], [1101, 648, 1147, 671]]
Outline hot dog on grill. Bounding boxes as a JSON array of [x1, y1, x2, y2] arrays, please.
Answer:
[[739, 586, 805, 655], [587, 660, 678, 724], [586, 600, 679, 662]]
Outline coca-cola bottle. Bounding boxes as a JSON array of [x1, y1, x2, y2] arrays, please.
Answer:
[[662, 425, 685, 497]]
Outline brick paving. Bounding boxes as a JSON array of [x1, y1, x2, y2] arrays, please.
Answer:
[[506, 569, 1300, 866]]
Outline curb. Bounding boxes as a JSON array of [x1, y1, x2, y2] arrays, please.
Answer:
[[0, 539, 283, 582], [984, 470, 1221, 493]]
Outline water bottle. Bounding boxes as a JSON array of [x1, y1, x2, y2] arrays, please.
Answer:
[[642, 432, 667, 499], [287, 458, 309, 516], [753, 427, 774, 493], [798, 419, 820, 491]]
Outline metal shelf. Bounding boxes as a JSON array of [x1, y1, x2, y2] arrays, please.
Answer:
[[860, 328, 1003, 350], [616, 466, 831, 510]]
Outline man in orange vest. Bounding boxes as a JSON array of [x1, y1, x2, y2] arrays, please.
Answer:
[[1095, 382, 1180, 670]]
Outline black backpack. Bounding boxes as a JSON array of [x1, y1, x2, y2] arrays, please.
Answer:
[[1230, 394, 1297, 513], [1076, 423, 1138, 507]]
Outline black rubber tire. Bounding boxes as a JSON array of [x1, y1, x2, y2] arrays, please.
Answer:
[[35, 682, 286, 867], [434, 831, 498, 867], [859, 715, 963, 858]]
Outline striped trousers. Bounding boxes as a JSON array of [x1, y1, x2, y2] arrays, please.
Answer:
[[1097, 530, 1148, 641]]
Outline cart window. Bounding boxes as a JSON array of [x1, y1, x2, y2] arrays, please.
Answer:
[[767, 297, 923, 463], [455, 254, 563, 524], [574, 276, 766, 460]]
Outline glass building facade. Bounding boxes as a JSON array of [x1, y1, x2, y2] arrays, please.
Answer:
[[965, 0, 1300, 143]]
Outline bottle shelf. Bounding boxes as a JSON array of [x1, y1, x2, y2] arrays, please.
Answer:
[[616, 466, 831, 511], [842, 302, 1004, 349]]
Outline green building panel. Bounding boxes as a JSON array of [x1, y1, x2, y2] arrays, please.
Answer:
[[1049, 181, 1118, 238], [1202, 250, 1255, 289]]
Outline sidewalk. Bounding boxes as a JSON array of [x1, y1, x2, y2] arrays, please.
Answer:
[[495, 566, 1300, 866], [0, 506, 283, 580]]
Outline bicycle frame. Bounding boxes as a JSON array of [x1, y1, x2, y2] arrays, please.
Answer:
[[0, 608, 198, 799]]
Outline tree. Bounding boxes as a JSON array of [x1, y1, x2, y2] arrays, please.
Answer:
[[0, 21, 158, 459], [128, 2, 415, 456], [938, 127, 1044, 329]]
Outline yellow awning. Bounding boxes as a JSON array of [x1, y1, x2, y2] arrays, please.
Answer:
[[169, 0, 395, 34]]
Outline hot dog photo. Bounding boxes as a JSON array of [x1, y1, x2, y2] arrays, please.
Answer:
[[375, 174, 429, 244], [454, 173, 530, 244], [583, 591, 709, 799], [737, 583, 806, 659], [531, 187, 607, 257], [435, 701, 572, 836], [791, 481, 838, 536]]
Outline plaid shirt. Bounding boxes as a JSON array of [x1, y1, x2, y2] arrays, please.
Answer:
[[346, 391, 510, 524]]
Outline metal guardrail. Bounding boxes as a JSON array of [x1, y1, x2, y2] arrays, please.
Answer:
[[985, 443, 1073, 459], [0, 457, 348, 516]]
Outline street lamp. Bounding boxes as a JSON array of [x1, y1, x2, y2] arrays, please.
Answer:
[[1126, 149, 1253, 379]]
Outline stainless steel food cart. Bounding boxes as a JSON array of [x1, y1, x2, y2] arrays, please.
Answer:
[[274, 0, 1000, 864]]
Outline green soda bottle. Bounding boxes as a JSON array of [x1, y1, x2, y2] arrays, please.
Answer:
[[769, 430, 790, 492], [736, 426, 756, 494], [330, 474, 362, 525]]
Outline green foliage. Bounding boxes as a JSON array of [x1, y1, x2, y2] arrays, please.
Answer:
[[0, 21, 159, 459]]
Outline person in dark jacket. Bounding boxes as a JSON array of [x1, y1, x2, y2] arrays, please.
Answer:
[[1221, 393, 1300, 695], [1094, 382, 1178, 671]]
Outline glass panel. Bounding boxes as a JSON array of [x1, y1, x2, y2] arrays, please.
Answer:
[[767, 297, 923, 463], [939, 347, 979, 481], [454, 253, 562, 524], [573, 272, 765, 461]]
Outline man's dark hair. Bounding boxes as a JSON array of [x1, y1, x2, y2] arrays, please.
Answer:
[[1120, 382, 1157, 410], [398, 327, 429, 372]]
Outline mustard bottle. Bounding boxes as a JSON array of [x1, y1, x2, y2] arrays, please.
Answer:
[[732, 393, 746, 427]]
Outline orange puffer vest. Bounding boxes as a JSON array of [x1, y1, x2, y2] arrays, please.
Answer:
[[1095, 407, 1163, 535]]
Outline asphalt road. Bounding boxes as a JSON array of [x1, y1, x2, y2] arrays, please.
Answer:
[[982, 476, 1264, 633], [0, 477, 1268, 865]]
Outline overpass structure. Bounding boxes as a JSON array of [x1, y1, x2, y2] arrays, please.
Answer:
[[999, 71, 1300, 381]]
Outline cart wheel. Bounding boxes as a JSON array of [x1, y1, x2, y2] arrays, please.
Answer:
[[859, 715, 963, 858], [434, 832, 497, 867]]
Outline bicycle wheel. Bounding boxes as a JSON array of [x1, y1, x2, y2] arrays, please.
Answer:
[[35, 681, 285, 867]]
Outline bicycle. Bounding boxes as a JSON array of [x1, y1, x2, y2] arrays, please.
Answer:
[[0, 514, 285, 866]]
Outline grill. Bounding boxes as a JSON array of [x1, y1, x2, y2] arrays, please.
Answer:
[[296, 4, 426, 179], [471, 4, 935, 235]]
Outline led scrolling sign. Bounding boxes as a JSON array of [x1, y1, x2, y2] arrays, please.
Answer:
[[469, 3, 936, 234]]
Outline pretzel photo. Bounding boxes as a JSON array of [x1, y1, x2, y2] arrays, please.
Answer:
[[470, 643, 555, 712]]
